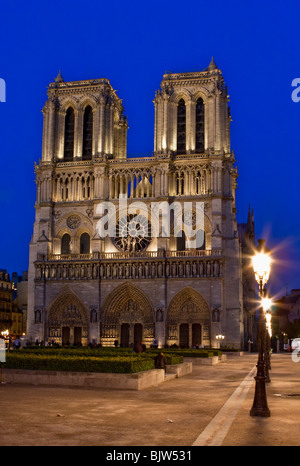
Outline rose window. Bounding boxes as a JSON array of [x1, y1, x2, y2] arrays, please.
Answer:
[[113, 214, 151, 252]]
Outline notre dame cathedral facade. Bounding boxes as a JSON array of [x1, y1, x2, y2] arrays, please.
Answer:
[[27, 59, 256, 349]]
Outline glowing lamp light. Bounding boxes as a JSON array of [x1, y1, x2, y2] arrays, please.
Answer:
[[252, 252, 271, 287], [265, 311, 272, 337], [261, 297, 272, 313]]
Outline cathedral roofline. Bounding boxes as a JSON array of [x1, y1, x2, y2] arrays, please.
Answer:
[[48, 77, 111, 90], [162, 58, 222, 82]]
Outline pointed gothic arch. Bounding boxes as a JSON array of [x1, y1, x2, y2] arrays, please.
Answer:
[[102, 283, 154, 323], [101, 283, 155, 346], [167, 287, 211, 347], [47, 289, 89, 345]]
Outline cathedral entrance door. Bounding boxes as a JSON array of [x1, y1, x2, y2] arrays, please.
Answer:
[[62, 327, 70, 346], [192, 323, 201, 347], [74, 327, 82, 345], [121, 324, 130, 347], [179, 323, 189, 348], [134, 323, 143, 343]]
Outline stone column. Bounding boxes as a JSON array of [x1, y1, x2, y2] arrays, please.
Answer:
[[186, 100, 194, 153]]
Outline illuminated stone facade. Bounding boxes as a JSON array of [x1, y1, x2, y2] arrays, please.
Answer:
[[27, 60, 254, 349], [0, 270, 23, 338]]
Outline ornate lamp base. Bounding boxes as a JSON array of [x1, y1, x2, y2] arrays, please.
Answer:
[[250, 371, 271, 417]]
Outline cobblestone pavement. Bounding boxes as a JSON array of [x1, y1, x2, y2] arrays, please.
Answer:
[[0, 353, 299, 446]]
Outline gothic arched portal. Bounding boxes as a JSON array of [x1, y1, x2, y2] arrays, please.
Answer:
[[101, 283, 155, 347], [167, 287, 211, 348], [47, 290, 89, 346]]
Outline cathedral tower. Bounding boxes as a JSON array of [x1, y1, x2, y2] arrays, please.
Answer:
[[27, 61, 247, 350]]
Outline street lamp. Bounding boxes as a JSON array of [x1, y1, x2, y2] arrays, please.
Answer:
[[216, 334, 225, 349], [250, 239, 271, 417], [265, 310, 272, 337], [1, 330, 9, 349], [263, 299, 273, 373]]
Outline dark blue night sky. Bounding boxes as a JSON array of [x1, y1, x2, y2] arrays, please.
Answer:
[[0, 0, 299, 298]]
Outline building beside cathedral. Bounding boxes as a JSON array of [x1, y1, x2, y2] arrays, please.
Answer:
[[27, 59, 255, 349]]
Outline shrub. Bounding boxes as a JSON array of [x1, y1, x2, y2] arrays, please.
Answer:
[[0, 353, 155, 374], [147, 349, 215, 358]]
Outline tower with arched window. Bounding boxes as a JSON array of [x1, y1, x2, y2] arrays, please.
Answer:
[[153, 58, 230, 156], [27, 61, 254, 350]]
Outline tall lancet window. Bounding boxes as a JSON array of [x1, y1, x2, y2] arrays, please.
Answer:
[[80, 233, 90, 254], [61, 234, 71, 255], [177, 99, 186, 154], [177, 231, 186, 251], [64, 107, 75, 161], [196, 98, 205, 153], [82, 105, 93, 160]]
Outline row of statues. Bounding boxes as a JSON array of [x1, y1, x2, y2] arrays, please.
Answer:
[[36, 259, 223, 280]]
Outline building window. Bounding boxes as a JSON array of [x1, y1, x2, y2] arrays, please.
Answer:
[[176, 173, 184, 195], [80, 233, 90, 254], [177, 231, 186, 251], [196, 98, 205, 153], [196, 230, 206, 250], [64, 107, 75, 161], [61, 234, 71, 255], [82, 106, 93, 160], [177, 99, 186, 154], [195, 170, 202, 194]]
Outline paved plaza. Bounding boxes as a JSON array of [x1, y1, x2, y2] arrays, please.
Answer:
[[0, 353, 299, 447]]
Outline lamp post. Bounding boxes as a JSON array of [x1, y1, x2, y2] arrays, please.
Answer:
[[262, 297, 273, 374], [265, 310, 272, 370], [1, 330, 9, 349], [250, 239, 271, 417], [216, 334, 225, 349]]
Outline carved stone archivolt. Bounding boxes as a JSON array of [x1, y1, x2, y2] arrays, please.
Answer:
[[47, 290, 89, 328], [102, 283, 154, 327], [167, 287, 210, 325]]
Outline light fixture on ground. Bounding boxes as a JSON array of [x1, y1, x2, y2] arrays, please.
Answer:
[[250, 239, 271, 417]]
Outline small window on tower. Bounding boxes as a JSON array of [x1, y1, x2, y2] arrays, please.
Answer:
[[82, 105, 93, 160], [177, 99, 186, 154], [64, 107, 75, 161], [196, 98, 205, 153]]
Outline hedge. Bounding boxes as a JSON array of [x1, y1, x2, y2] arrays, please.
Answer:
[[0, 353, 155, 374], [20, 347, 219, 358], [1, 347, 224, 374], [147, 349, 218, 358], [0, 350, 184, 374], [18, 347, 184, 364]]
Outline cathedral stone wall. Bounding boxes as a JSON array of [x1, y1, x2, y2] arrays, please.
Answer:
[[27, 61, 253, 350]]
